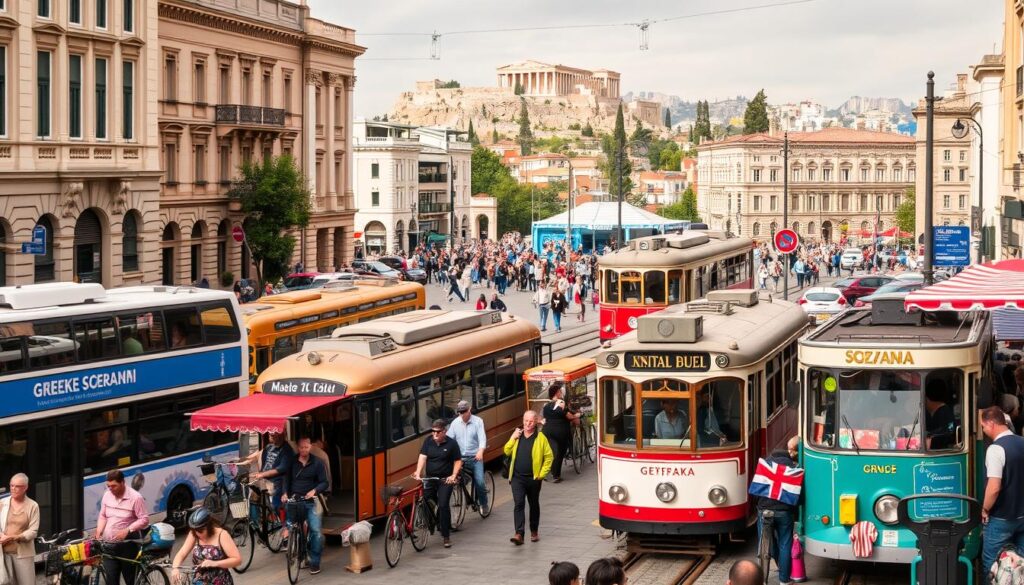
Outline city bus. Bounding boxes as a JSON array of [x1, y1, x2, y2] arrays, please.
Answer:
[[594, 290, 808, 535], [597, 231, 754, 341], [242, 279, 425, 391], [190, 309, 540, 534], [0, 283, 247, 536], [799, 296, 992, 564]]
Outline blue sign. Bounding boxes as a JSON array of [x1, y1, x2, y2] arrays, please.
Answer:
[[933, 226, 970, 267], [32, 225, 46, 245], [913, 461, 966, 519], [1, 348, 243, 418], [20, 242, 45, 255]]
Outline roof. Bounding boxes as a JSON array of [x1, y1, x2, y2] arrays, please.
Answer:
[[905, 259, 1024, 312], [532, 201, 687, 230], [806, 307, 987, 346], [639, 171, 685, 181], [702, 127, 914, 149], [598, 231, 753, 269]]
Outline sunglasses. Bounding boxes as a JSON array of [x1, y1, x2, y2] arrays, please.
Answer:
[[431, 429, 445, 433]]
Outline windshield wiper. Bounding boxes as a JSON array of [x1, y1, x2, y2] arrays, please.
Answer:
[[904, 414, 920, 451], [841, 415, 861, 455]]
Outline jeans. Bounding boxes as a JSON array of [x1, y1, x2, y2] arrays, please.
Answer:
[[101, 533, 142, 585], [462, 458, 488, 509], [286, 499, 323, 569], [511, 475, 542, 536], [249, 488, 283, 526], [539, 305, 549, 330], [757, 510, 794, 583], [423, 481, 454, 538], [449, 282, 465, 302], [553, 311, 562, 331], [547, 431, 568, 479], [983, 516, 1024, 575]]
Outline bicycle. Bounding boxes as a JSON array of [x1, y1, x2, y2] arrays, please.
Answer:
[[40, 529, 96, 585], [198, 458, 249, 525], [757, 509, 776, 585], [232, 481, 286, 574], [451, 458, 495, 529], [80, 535, 171, 585], [380, 477, 441, 568], [283, 496, 316, 584], [152, 562, 199, 585]]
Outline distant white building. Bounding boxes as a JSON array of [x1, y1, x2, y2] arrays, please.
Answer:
[[772, 101, 835, 132]]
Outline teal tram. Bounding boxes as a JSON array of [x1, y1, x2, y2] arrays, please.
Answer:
[[798, 297, 992, 564]]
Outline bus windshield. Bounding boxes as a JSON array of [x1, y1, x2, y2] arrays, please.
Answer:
[[807, 367, 964, 452]]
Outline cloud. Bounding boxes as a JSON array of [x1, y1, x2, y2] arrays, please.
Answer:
[[307, 0, 1004, 117]]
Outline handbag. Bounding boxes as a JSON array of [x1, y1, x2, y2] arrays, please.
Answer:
[[0, 553, 11, 585], [501, 452, 512, 479]]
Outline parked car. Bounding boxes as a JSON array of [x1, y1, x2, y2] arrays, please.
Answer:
[[281, 272, 320, 291], [797, 286, 848, 324], [853, 280, 924, 308], [351, 260, 403, 280], [308, 272, 359, 289], [839, 248, 864, 270], [378, 256, 428, 284], [833, 275, 895, 303]]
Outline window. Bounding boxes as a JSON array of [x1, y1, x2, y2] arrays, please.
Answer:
[[791, 194, 800, 211], [876, 195, 884, 211], [860, 193, 868, 210], [0, 46, 6, 137], [909, 168, 915, 182], [371, 191, 379, 207], [371, 163, 379, 179], [219, 144, 230, 182], [943, 169, 950, 182], [164, 54, 176, 101], [219, 65, 229, 103], [753, 196, 761, 211], [95, 58, 107, 139], [943, 194, 951, 209], [34, 217, 55, 282], [123, 0, 132, 32], [241, 68, 251, 105], [84, 407, 131, 473], [495, 354, 516, 402], [822, 168, 832, 182], [959, 194, 967, 209], [193, 60, 205, 103], [769, 169, 778, 182], [808, 167, 816, 181], [821, 194, 830, 211], [959, 169, 966, 182], [69, 0, 80, 23], [643, 270, 666, 304], [75, 318, 120, 362], [841, 168, 850, 182], [807, 195, 816, 212], [163, 143, 176, 183], [894, 168, 902, 182], [68, 55, 82, 138], [37, 51, 51, 138], [601, 378, 635, 445], [283, 73, 292, 112], [942, 149, 950, 162], [135, 390, 235, 463], [165, 307, 202, 348], [792, 168, 800, 182], [27, 321, 76, 367], [876, 168, 885, 182], [122, 213, 139, 272], [860, 168, 868, 182], [893, 194, 901, 208], [122, 61, 134, 140], [200, 303, 240, 345], [841, 193, 849, 211], [390, 387, 418, 442], [473, 363, 496, 410], [96, 0, 106, 28], [770, 195, 777, 211], [38, 0, 49, 17], [752, 169, 761, 182], [262, 71, 272, 106]]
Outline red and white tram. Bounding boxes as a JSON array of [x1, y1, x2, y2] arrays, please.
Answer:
[[597, 231, 754, 341], [595, 290, 808, 535]]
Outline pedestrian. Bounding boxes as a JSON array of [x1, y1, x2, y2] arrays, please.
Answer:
[[793, 257, 805, 289], [981, 405, 1024, 573], [726, 560, 765, 585], [245, 432, 294, 523], [447, 264, 466, 303], [462, 264, 473, 301], [475, 293, 488, 311], [542, 383, 580, 484], [414, 419, 462, 548], [584, 557, 626, 585], [574, 281, 586, 322], [770, 259, 782, 292], [549, 561, 581, 585], [264, 283, 274, 296], [0, 473, 39, 585], [281, 437, 328, 574], [756, 436, 800, 585], [533, 282, 552, 332], [504, 410, 553, 545], [170, 507, 242, 585], [550, 286, 568, 333], [95, 470, 150, 585], [490, 293, 508, 312], [447, 401, 489, 513], [757, 263, 769, 290]]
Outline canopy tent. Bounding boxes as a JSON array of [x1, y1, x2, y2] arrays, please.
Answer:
[[530, 201, 689, 253], [190, 393, 344, 434], [880, 226, 913, 239], [904, 259, 1024, 312]]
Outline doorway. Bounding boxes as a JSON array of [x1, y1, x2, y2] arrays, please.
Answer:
[[74, 209, 103, 284], [0, 420, 82, 537]]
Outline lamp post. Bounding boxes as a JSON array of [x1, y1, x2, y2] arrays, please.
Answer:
[[923, 72, 937, 285], [951, 117, 983, 264], [615, 139, 649, 249], [448, 154, 456, 250]]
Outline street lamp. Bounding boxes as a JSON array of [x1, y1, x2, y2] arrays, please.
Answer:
[[616, 139, 649, 249], [951, 117, 983, 264], [553, 149, 575, 251]]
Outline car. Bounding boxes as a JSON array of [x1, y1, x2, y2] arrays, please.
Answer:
[[308, 272, 359, 288], [378, 256, 428, 284], [798, 287, 848, 324], [839, 248, 864, 270], [832, 275, 895, 303], [853, 280, 924, 308], [351, 260, 403, 280], [281, 272, 320, 291]]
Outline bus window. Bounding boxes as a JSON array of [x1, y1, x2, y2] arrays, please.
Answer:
[[296, 329, 318, 350], [621, 272, 642, 304], [667, 270, 683, 304], [0, 337, 24, 373], [255, 348, 270, 376], [273, 336, 296, 362], [601, 378, 635, 445], [165, 308, 202, 348], [200, 303, 240, 345], [604, 271, 620, 304], [496, 355, 516, 402], [644, 271, 666, 304], [28, 321, 76, 368], [84, 408, 132, 473], [696, 380, 742, 449], [74, 318, 120, 362], [390, 387, 417, 442], [473, 364, 496, 410], [117, 312, 166, 354]]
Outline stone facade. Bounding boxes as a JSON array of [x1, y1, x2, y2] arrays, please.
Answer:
[[696, 128, 915, 244], [496, 61, 620, 98]]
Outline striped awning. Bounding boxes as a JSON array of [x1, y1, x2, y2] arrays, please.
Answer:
[[904, 259, 1024, 312], [994, 308, 1024, 341]]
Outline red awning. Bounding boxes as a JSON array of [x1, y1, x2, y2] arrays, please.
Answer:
[[880, 226, 912, 238], [190, 393, 344, 434], [904, 259, 1024, 312]]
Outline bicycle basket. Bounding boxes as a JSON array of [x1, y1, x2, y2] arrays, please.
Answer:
[[45, 540, 99, 575], [229, 499, 250, 520], [200, 462, 217, 483], [380, 485, 403, 505]]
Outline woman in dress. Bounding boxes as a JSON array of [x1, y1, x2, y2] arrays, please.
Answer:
[[171, 507, 241, 585], [0, 473, 39, 585]]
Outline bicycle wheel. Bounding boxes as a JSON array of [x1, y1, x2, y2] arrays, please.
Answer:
[[585, 424, 596, 463], [571, 429, 583, 475], [203, 488, 228, 524], [266, 512, 285, 553], [479, 471, 496, 518], [135, 564, 169, 585], [450, 483, 466, 530], [757, 522, 773, 585], [231, 520, 255, 574], [86, 564, 109, 585], [409, 500, 430, 552], [383, 510, 404, 568], [286, 529, 302, 584]]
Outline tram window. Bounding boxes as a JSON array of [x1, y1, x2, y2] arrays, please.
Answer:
[[116, 312, 166, 355], [696, 380, 743, 449], [710, 262, 720, 290], [165, 308, 202, 348], [474, 369, 496, 410], [644, 271, 666, 304], [390, 386, 418, 442], [273, 336, 296, 362], [621, 272, 642, 304], [924, 369, 963, 451], [0, 337, 24, 372], [444, 368, 473, 414], [604, 271, 620, 303], [667, 270, 683, 304], [200, 303, 240, 345], [28, 321, 76, 368], [496, 355, 516, 402], [296, 329, 318, 350], [419, 390, 452, 426], [642, 397, 690, 447], [807, 368, 836, 447], [601, 378, 635, 445], [74, 318, 120, 362], [255, 347, 270, 376]]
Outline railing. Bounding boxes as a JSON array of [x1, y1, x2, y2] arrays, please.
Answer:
[[418, 173, 448, 184], [305, 18, 357, 44], [1017, 65, 1023, 97], [419, 202, 450, 213], [215, 105, 286, 127]]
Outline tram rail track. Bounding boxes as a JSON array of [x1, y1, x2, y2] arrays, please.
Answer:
[[623, 551, 713, 585]]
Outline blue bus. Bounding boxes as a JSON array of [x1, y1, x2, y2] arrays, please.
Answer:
[[0, 283, 247, 536]]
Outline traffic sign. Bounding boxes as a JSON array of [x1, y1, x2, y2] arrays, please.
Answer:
[[32, 225, 46, 245], [231, 225, 245, 243], [933, 226, 970, 267], [21, 242, 45, 255], [774, 229, 799, 254]]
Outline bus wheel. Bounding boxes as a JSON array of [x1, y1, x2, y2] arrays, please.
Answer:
[[166, 486, 194, 529]]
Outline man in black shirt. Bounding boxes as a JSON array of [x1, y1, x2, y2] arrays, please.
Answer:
[[414, 419, 463, 548], [924, 379, 956, 449], [282, 437, 328, 574]]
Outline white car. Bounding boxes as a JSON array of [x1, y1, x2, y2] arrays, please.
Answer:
[[308, 272, 358, 288], [839, 248, 864, 270], [798, 286, 848, 324]]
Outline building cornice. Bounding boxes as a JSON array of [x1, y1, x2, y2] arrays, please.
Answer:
[[159, 1, 304, 46]]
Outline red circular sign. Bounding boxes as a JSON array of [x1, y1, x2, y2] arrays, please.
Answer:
[[231, 226, 245, 243], [774, 229, 799, 254]]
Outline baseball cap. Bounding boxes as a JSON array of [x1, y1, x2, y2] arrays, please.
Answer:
[[456, 400, 470, 413]]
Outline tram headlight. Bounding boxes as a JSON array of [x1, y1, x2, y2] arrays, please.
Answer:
[[656, 482, 677, 503], [307, 351, 322, 366], [708, 486, 729, 506], [609, 484, 628, 503], [604, 354, 619, 368], [874, 495, 900, 525]]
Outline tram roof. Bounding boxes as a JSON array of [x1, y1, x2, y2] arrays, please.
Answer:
[[239, 280, 423, 329], [597, 231, 753, 269], [805, 307, 988, 347], [254, 309, 541, 394], [599, 291, 809, 368]]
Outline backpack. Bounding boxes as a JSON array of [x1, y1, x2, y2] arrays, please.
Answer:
[[991, 547, 1024, 585]]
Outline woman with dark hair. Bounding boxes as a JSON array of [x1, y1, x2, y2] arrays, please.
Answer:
[[475, 293, 488, 311], [171, 507, 241, 585], [585, 557, 626, 585], [549, 561, 581, 585], [542, 383, 579, 483]]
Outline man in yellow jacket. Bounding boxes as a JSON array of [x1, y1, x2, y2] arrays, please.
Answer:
[[504, 410, 554, 545]]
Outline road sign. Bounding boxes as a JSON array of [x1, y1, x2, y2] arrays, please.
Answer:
[[21, 242, 45, 255], [32, 225, 46, 245], [774, 229, 799, 254], [231, 225, 245, 243], [933, 226, 970, 267]]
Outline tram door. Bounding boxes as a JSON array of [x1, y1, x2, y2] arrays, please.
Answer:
[[747, 373, 762, 469], [354, 397, 387, 520]]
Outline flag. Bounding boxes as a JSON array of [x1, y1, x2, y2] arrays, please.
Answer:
[[748, 458, 804, 506]]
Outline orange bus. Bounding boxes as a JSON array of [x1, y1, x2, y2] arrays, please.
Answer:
[[241, 280, 425, 392], [190, 309, 541, 533]]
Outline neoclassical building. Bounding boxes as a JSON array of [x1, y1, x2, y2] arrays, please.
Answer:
[[0, 0, 162, 286], [496, 61, 620, 99], [696, 128, 915, 243]]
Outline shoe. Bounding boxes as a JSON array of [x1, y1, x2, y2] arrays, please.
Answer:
[[531, 533, 539, 542], [443, 538, 452, 548], [510, 534, 524, 545], [552, 477, 562, 484], [310, 566, 321, 575]]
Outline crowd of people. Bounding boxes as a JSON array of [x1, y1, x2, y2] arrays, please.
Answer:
[[750, 239, 925, 292]]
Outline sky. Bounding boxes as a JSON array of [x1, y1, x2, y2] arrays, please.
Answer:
[[307, 0, 1006, 118]]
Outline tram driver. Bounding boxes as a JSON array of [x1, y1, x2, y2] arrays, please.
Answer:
[[654, 400, 687, 440], [924, 378, 956, 449]]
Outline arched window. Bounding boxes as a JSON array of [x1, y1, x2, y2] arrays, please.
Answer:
[[217, 220, 229, 282], [123, 211, 140, 272], [792, 222, 800, 234], [752, 222, 760, 236], [74, 209, 104, 284], [34, 216, 57, 283]]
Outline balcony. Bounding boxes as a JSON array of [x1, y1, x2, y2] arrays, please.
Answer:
[[419, 173, 448, 184], [1017, 65, 1023, 98], [215, 105, 286, 127], [419, 202, 450, 214]]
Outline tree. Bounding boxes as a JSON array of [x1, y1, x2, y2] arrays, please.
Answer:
[[693, 101, 712, 144], [602, 104, 633, 201], [228, 155, 311, 288], [743, 89, 770, 134], [659, 146, 682, 171], [581, 121, 594, 137], [895, 186, 916, 235], [516, 99, 534, 155], [514, 81, 525, 95], [664, 108, 672, 128], [659, 186, 701, 222], [471, 146, 510, 196], [381, 114, 388, 122], [437, 80, 461, 89], [467, 120, 480, 146], [629, 120, 653, 145], [491, 128, 499, 144]]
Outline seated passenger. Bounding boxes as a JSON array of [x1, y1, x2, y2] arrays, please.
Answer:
[[697, 392, 727, 447], [653, 399, 687, 440], [924, 379, 956, 449], [170, 322, 190, 348], [121, 329, 144, 355]]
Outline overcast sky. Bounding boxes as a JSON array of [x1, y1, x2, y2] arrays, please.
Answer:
[[307, 0, 1005, 118]]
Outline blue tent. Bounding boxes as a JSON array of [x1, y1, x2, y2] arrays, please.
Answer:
[[530, 201, 688, 254]]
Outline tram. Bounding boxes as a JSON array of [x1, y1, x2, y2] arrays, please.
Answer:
[[595, 290, 809, 535], [799, 296, 992, 563], [597, 231, 754, 341]]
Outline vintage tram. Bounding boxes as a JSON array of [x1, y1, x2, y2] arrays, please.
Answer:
[[595, 290, 808, 535]]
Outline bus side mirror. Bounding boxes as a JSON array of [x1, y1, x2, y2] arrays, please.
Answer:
[[786, 381, 800, 406]]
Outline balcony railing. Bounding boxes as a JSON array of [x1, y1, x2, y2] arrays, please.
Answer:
[[419, 202, 450, 213], [1017, 65, 1023, 97], [215, 104, 286, 126], [418, 173, 448, 184]]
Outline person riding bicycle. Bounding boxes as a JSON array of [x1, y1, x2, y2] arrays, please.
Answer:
[[245, 432, 295, 522], [171, 507, 241, 585], [281, 437, 328, 575], [446, 400, 488, 512], [756, 437, 801, 585], [414, 419, 463, 549]]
